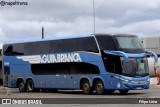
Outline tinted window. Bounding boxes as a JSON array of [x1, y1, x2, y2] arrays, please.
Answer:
[[3, 37, 98, 56], [3, 44, 24, 56], [71, 63, 100, 74], [95, 35, 144, 53], [49, 37, 98, 53], [24, 41, 49, 54], [31, 63, 70, 75], [102, 54, 122, 74], [96, 36, 117, 50], [31, 63, 100, 75]]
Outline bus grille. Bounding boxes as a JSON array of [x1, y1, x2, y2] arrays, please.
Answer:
[[130, 80, 147, 84]]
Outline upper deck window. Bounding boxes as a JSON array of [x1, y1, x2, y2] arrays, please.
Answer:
[[116, 36, 144, 49], [96, 36, 117, 50], [3, 37, 99, 56]]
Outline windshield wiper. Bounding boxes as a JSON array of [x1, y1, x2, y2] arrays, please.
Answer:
[[122, 73, 135, 77], [140, 73, 149, 77]]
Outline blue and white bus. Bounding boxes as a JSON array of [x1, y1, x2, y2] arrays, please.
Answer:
[[2, 33, 158, 94]]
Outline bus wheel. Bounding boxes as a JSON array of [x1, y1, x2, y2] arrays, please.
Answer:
[[95, 80, 104, 94], [119, 90, 129, 94], [27, 79, 35, 92], [82, 80, 92, 94], [18, 81, 26, 92]]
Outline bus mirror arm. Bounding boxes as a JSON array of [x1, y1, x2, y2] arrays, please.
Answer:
[[146, 51, 158, 63], [104, 50, 129, 63]]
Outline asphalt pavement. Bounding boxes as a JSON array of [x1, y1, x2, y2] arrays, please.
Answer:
[[0, 85, 160, 107]]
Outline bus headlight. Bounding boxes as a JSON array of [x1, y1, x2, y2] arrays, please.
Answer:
[[115, 76, 130, 82], [147, 78, 150, 82], [124, 79, 130, 82]]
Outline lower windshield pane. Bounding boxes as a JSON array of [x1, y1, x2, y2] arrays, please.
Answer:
[[122, 58, 149, 77]]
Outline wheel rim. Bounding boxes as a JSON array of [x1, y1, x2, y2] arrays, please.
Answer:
[[97, 83, 103, 93], [19, 83, 24, 91], [28, 81, 33, 91], [83, 83, 90, 92]]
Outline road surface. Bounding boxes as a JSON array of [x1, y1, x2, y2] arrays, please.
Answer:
[[0, 85, 160, 107]]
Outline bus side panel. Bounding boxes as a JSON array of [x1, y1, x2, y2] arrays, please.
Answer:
[[8, 64, 31, 88], [45, 74, 81, 89], [32, 75, 46, 88], [66, 74, 80, 89]]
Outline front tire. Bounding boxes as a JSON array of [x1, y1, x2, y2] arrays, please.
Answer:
[[95, 80, 105, 94], [82, 80, 92, 94], [27, 79, 35, 92]]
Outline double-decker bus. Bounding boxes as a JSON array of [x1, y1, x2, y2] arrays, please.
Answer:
[[2, 33, 158, 94]]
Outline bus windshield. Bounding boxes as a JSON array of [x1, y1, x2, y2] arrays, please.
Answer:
[[116, 36, 143, 49], [121, 57, 149, 77]]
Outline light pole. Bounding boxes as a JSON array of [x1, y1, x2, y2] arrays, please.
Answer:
[[42, 26, 44, 39], [93, 0, 95, 34]]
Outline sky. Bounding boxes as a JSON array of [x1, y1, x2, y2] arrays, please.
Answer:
[[1, 0, 160, 47]]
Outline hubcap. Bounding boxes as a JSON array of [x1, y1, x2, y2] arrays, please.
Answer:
[[97, 83, 103, 92], [28, 82, 33, 90], [84, 83, 89, 91], [19, 83, 24, 91]]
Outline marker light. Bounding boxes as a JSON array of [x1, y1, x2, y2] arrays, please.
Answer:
[[115, 76, 130, 82], [154, 62, 157, 67]]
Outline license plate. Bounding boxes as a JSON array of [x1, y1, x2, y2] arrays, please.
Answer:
[[136, 87, 142, 90]]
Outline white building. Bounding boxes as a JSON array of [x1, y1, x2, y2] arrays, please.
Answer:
[[141, 36, 160, 55]]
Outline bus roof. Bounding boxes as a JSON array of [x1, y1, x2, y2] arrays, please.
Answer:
[[94, 33, 137, 37], [3, 33, 137, 45], [4, 33, 93, 45]]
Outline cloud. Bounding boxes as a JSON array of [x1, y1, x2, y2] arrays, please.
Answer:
[[0, 0, 160, 44], [0, 27, 7, 42], [0, 28, 5, 36]]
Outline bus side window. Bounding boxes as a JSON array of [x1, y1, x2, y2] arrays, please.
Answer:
[[71, 63, 100, 74], [31, 64, 56, 75], [55, 64, 70, 75], [4, 45, 13, 56], [4, 45, 24, 56], [31, 63, 100, 75], [31, 63, 70, 75]]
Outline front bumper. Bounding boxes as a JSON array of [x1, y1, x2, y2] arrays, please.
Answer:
[[118, 81, 150, 90]]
